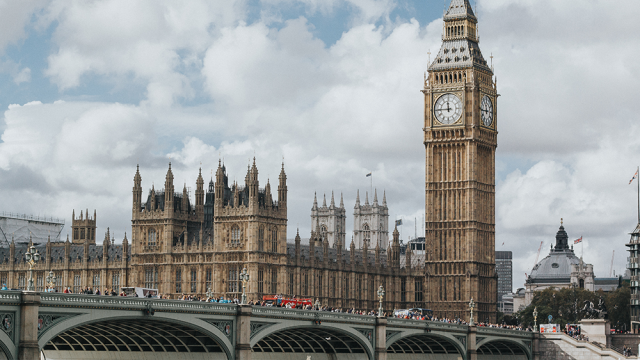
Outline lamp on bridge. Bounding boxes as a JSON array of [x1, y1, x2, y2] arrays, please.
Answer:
[[45, 270, 57, 292], [205, 287, 214, 301], [25, 245, 40, 292], [533, 307, 538, 332], [469, 298, 475, 326], [377, 285, 385, 317], [239, 267, 250, 305]]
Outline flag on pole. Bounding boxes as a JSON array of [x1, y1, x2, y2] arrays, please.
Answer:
[[573, 236, 582, 244], [525, 273, 527, 278], [502, 242, 505, 246], [630, 169, 639, 184], [395, 219, 403, 226], [366, 172, 372, 177]]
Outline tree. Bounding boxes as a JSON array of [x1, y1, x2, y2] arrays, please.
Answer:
[[605, 283, 631, 331], [515, 287, 603, 329]]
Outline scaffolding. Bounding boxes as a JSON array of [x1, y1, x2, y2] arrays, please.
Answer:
[[0, 212, 65, 247]]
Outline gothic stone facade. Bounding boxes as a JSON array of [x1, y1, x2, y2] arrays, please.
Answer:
[[0, 229, 129, 293], [423, 0, 498, 323], [129, 161, 424, 309], [353, 189, 389, 249], [0, 162, 424, 311], [310, 192, 346, 249]]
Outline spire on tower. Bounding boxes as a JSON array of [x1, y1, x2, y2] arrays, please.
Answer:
[[365, 191, 369, 205], [312, 192, 318, 210], [330, 191, 335, 208], [444, 0, 475, 20], [373, 188, 378, 205], [340, 193, 344, 208], [322, 193, 327, 208], [382, 190, 387, 206]]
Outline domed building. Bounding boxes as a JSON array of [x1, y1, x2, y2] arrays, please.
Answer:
[[524, 221, 594, 306]]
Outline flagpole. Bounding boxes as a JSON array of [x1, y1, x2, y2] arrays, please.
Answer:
[[637, 165, 639, 224]]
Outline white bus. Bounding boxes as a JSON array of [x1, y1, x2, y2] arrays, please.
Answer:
[[121, 287, 159, 298]]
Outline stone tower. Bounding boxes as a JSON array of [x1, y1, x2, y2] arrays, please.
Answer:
[[353, 189, 389, 249], [423, 0, 498, 322], [71, 209, 96, 244], [212, 159, 288, 300], [311, 191, 346, 249]]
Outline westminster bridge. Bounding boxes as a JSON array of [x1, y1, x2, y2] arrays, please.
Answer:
[[0, 291, 536, 360]]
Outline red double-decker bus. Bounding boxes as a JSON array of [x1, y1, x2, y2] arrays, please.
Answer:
[[262, 295, 312, 307]]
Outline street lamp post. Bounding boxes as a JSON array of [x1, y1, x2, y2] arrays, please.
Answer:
[[533, 306, 538, 332], [24, 245, 40, 291], [239, 267, 250, 305], [377, 285, 385, 317], [469, 298, 475, 326], [45, 270, 57, 292], [314, 298, 320, 310], [205, 287, 214, 302]]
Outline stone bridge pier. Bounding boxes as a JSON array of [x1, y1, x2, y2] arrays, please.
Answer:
[[0, 291, 538, 360]]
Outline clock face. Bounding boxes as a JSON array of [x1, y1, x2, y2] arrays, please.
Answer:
[[434, 93, 463, 125], [481, 95, 494, 127]]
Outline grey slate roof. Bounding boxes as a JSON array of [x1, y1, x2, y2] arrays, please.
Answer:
[[594, 278, 620, 292], [285, 243, 421, 269], [429, 39, 491, 72], [444, 0, 476, 20], [528, 249, 580, 284], [0, 242, 129, 264], [528, 225, 580, 284]]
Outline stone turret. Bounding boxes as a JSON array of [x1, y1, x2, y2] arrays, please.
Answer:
[[164, 163, 174, 215], [133, 165, 142, 217], [195, 168, 204, 218], [182, 184, 188, 213], [295, 229, 301, 265], [72, 209, 97, 245]]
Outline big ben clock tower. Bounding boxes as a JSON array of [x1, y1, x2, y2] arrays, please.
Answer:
[[423, 0, 498, 323]]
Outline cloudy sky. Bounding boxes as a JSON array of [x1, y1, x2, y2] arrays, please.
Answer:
[[0, 0, 639, 291]]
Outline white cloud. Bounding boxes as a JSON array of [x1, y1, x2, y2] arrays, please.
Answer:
[[44, 0, 246, 104], [1, 0, 639, 287], [0, 0, 48, 54], [12, 67, 30, 84]]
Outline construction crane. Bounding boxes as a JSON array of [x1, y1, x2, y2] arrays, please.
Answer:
[[533, 241, 543, 269], [609, 250, 615, 277]]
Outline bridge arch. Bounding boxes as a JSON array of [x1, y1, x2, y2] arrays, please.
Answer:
[[251, 322, 373, 359], [386, 330, 467, 360], [476, 337, 531, 360], [0, 329, 12, 360], [37, 311, 234, 360]]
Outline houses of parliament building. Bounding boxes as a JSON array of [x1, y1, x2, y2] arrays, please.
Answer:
[[0, 0, 498, 322], [0, 160, 424, 313]]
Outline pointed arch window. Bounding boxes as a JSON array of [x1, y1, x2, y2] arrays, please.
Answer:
[[363, 223, 371, 245], [148, 228, 157, 247], [258, 226, 265, 251], [271, 227, 278, 252], [231, 225, 241, 247]]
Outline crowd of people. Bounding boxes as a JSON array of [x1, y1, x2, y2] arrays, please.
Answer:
[[392, 311, 532, 331], [565, 324, 588, 341], [1, 284, 632, 346]]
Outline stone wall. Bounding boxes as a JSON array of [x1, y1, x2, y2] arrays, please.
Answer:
[[611, 334, 640, 355], [539, 333, 623, 359]]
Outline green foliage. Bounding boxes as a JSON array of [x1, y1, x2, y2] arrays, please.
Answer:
[[606, 283, 631, 330], [514, 285, 630, 330]]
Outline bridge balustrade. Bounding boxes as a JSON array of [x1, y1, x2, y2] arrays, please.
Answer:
[[0, 291, 538, 360]]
